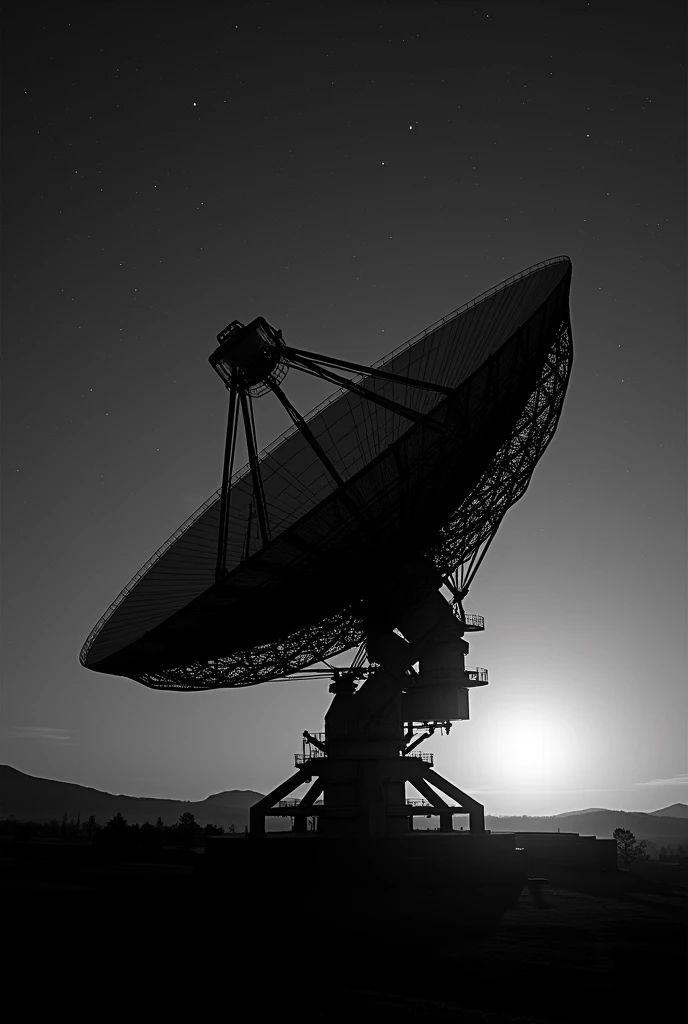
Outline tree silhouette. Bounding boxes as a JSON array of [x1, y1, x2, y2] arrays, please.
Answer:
[[172, 811, 203, 847], [84, 814, 98, 839], [105, 812, 128, 831], [613, 827, 649, 867]]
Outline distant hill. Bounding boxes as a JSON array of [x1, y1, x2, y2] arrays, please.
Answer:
[[551, 807, 607, 817], [485, 809, 688, 845], [2, 767, 687, 844], [0, 766, 286, 831], [649, 803, 688, 818]]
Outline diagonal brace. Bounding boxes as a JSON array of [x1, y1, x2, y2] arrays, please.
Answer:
[[268, 379, 369, 524], [284, 346, 454, 395], [239, 388, 271, 547], [288, 352, 451, 436], [215, 377, 240, 581], [422, 767, 485, 832], [249, 768, 311, 836], [410, 776, 450, 810]]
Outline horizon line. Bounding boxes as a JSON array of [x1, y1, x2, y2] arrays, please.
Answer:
[[2, 764, 686, 817]]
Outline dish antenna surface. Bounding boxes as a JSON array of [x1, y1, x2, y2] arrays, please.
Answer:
[[81, 256, 573, 842]]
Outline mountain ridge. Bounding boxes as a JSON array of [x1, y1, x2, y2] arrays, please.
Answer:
[[2, 766, 687, 842], [550, 807, 607, 817], [0, 765, 265, 829], [649, 802, 688, 818]]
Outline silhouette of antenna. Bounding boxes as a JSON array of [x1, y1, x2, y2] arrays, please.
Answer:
[[81, 257, 573, 845]]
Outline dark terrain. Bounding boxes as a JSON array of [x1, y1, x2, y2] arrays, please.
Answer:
[[4, 767, 685, 1018], [4, 840, 685, 1021]]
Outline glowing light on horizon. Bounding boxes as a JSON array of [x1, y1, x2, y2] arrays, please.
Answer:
[[487, 711, 576, 788]]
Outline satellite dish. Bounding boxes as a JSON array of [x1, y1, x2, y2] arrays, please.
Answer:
[[81, 256, 573, 842], [81, 257, 572, 692]]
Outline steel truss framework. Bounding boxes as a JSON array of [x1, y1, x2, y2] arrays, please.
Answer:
[[249, 757, 486, 835], [131, 317, 572, 691], [216, 331, 463, 584]]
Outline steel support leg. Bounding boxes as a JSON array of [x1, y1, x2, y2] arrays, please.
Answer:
[[249, 769, 310, 836]]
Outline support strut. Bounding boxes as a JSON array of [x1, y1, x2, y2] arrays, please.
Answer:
[[284, 346, 454, 395], [268, 380, 347, 488], [268, 379, 370, 524], [215, 378, 240, 581], [239, 387, 271, 547], [287, 352, 451, 436]]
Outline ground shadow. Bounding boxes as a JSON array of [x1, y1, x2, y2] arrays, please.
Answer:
[[4, 854, 685, 1022]]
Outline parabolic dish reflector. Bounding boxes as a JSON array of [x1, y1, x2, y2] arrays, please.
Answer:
[[81, 257, 573, 689]]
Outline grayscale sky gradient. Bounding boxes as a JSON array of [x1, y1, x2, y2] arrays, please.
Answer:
[[3, 1, 686, 814]]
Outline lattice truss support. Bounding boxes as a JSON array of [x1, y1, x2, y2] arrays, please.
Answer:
[[133, 320, 572, 691], [434, 318, 573, 589], [249, 757, 486, 837]]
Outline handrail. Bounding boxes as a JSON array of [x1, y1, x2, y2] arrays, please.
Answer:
[[277, 799, 324, 808], [466, 667, 489, 683], [455, 611, 485, 629], [295, 752, 326, 764], [404, 752, 434, 764]]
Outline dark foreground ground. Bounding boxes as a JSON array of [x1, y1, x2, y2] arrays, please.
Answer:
[[3, 849, 686, 1022]]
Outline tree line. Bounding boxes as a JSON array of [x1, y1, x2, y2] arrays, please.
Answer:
[[0, 810, 235, 847], [2, 816, 685, 863], [612, 827, 687, 866]]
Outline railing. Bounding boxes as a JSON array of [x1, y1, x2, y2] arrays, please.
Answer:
[[275, 798, 463, 810], [276, 798, 461, 811], [466, 667, 489, 684], [452, 609, 485, 630], [404, 752, 434, 765], [296, 750, 435, 765], [405, 800, 464, 811], [277, 799, 324, 808], [465, 612, 485, 630], [295, 751, 327, 765]]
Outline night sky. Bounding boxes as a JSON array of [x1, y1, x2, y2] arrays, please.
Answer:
[[3, 1, 685, 815]]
